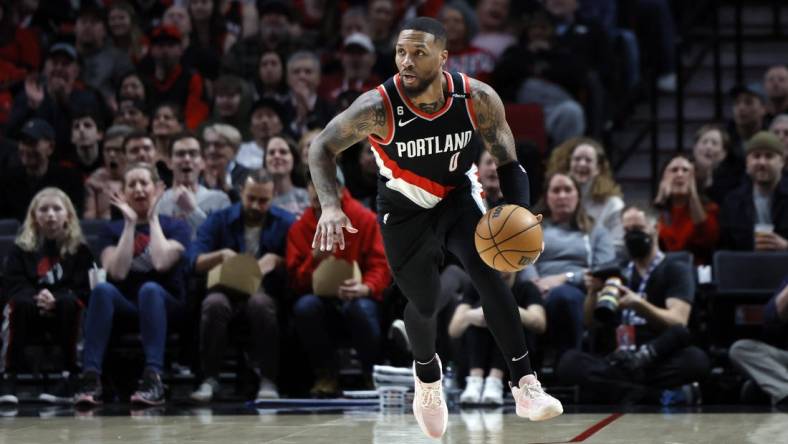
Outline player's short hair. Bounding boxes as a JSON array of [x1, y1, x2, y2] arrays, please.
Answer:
[[400, 17, 447, 45]]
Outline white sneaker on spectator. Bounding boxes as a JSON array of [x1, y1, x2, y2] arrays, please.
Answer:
[[657, 73, 677, 93], [460, 375, 483, 404], [256, 377, 280, 401], [510, 374, 563, 421], [190, 378, 219, 403], [481, 407, 504, 433], [460, 408, 484, 433], [481, 376, 504, 405]]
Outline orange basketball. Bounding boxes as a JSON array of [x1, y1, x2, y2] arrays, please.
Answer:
[[474, 205, 543, 272]]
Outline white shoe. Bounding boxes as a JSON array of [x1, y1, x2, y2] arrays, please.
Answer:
[[460, 375, 484, 404], [481, 407, 504, 433], [256, 377, 280, 401], [412, 356, 448, 439], [657, 73, 677, 92], [460, 408, 484, 433], [510, 374, 563, 421], [481, 376, 504, 405], [190, 378, 218, 403]]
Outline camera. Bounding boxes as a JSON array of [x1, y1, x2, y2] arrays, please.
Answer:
[[594, 277, 623, 325]]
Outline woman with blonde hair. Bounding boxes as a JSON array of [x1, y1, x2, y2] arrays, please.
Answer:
[[1, 188, 94, 405], [547, 137, 625, 248]]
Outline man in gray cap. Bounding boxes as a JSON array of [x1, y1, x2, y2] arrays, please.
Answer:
[[0, 118, 86, 220], [720, 131, 788, 251]]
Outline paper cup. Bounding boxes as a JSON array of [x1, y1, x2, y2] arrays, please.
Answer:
[[89, 268, 107, 290]]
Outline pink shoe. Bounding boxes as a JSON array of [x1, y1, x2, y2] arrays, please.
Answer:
[[510, 374, 563, 421], [412, 356, 449, 439]]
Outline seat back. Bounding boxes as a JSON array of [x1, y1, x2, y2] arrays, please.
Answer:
[[0, 219, 19, 236], [713, 251, 788, 295], [503, 103, 547, 154]]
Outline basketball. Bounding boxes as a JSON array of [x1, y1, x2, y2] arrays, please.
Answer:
[[474, 205, 543, 272]]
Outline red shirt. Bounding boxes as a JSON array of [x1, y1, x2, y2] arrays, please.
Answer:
[[286, 190, 391, 300], [658, 201, 720, 265]]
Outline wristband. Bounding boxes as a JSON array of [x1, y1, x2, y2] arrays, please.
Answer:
[[496, 161, 531, 209]]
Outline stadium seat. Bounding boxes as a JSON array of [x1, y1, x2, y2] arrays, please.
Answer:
[[503, 103, 548, 154], [713, 251, 788, 298], [0, 219, 19, 236]]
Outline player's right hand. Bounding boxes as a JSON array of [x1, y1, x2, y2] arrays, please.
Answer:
[[312, 206, 358, 251]]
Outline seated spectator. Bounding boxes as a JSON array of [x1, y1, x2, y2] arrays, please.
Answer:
[[285, 51, 335, 139], [84, 125, 132, 219], [287, 170, 390, 396], [344, 141, 379, 212], [117, 71, 148, 104], [205, 74, 252, 138], [298, 129, 321, 167], [450, 271, 545, 405], [237, 98, 286, 170], [477, 150, 503, 207], [720, 132, 788, 251], [265, 136, 309, 217], [319, 33, 381, 103], [769, 114, 788, 171], [368, 0, 397, 78], [143, 25, 209, 130], [73, 163, 191, 406], [440, 1, 496, 83], [764, 65, 788, 122], [189, 169, 295, 403], [0, 118, 85, 221], [558, 206, 710, 405], [728, 84, 768, 156], [160, 4, 221, 82], [0, 188, 93, 405], [548, 138, 624, 249], [691, 124, 745, 205], [151, 103, 185, 162], [122, 130, 173, 187], [654, 155, 719, 265], [519, 172, 615, 357], [8, 43, 108, 162], [471, 0, 517, 59], [188, 0, 237, 57], [70, 110, 104, 176], [74, 5, 133, 106], [0, 1, 41, 124], [156, 133, 230, 238], [253, 49, 289, 104], [107, 2, 148, 64], [114, 98, 150, 131], [729, 278, 788, 407], [201, 123, 250, 203]]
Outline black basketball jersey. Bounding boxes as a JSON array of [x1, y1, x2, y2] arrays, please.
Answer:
[[368, 71, 485, 211]]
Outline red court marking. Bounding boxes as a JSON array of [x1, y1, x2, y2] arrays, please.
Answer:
[[530, 413, 624, 444]]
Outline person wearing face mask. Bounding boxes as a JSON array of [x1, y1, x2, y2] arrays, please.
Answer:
[[720, 131, 788, 251], [654, 155, 720, 265], [0, 118, 85, 221], [84, 125, 132, 220], [0, 188, 94, 406], [155, 134, 230, 238], [557, 206, 710, 405], [189, 169, 295, 403], [69, 111, 104, 176], [73, 163, 191, 407], [519, 173, 615, 359]]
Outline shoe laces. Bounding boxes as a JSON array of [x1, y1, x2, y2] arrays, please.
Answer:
[[522, 380, 548, 401], [419, 384, 443, 409]]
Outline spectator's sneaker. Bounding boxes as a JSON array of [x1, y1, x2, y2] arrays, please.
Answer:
[[73, 371, 103, 406], [0, 373, 18, 405], [412, 357, 448, 439], [255, 377, 280, 401], [510, 374, 563, 421], [310, 370, 339, 398], [190, 378, 219, 403], [481, 376, 504, 405], [661, 382, 702, 406], [481, 407, 504, 433], [460, 375, 483, 404], [130, 369, 166, 406], [388, 319, 411, 352], [40, 372, 77, 404]]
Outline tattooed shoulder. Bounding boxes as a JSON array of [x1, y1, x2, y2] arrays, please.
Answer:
[[324, 90, 388, 151]]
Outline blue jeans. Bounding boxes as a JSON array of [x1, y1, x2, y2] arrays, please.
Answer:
[[82, 282, 182, 374], [293, 295, 381, 372], [545, 284, 586, 358]]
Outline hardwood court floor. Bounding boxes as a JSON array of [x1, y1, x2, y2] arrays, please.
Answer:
[[0, 406, 785, 443]]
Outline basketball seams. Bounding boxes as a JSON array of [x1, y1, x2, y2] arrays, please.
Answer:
[[476, 222, 541, 255]]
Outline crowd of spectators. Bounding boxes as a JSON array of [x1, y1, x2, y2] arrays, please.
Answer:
[[0, 0, 786, 409]]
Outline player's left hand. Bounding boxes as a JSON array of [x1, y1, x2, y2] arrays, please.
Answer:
[[338, 278, 370, 300], [313, 206, 358, 251]]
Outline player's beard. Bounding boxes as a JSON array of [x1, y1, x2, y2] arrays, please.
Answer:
[[400, 68, 442, 97]]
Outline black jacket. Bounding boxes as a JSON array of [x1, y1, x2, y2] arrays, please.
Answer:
[[0, 163, 86, 221], [720, 177, 788, 250]]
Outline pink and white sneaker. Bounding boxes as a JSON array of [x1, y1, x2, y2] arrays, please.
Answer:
[[412, 356, 449, 439], [510, 374, 563, 421]]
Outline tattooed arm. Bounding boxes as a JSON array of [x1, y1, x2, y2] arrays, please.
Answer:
[[469, 78, 532, 208], [470, 78, 518, 166], [308, 89, 388, 250]]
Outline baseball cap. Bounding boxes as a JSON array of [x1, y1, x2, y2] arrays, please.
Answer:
[[745, 131, 785, 157], [20, 118, 56, 142], [343, 33, 375, 53], [729, 83, 767, 103], [48, 43, 79, 61], [150, 25, 182, 44]]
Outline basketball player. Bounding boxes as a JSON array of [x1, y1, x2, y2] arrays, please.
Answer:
[[308, 18, 563, 438]]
